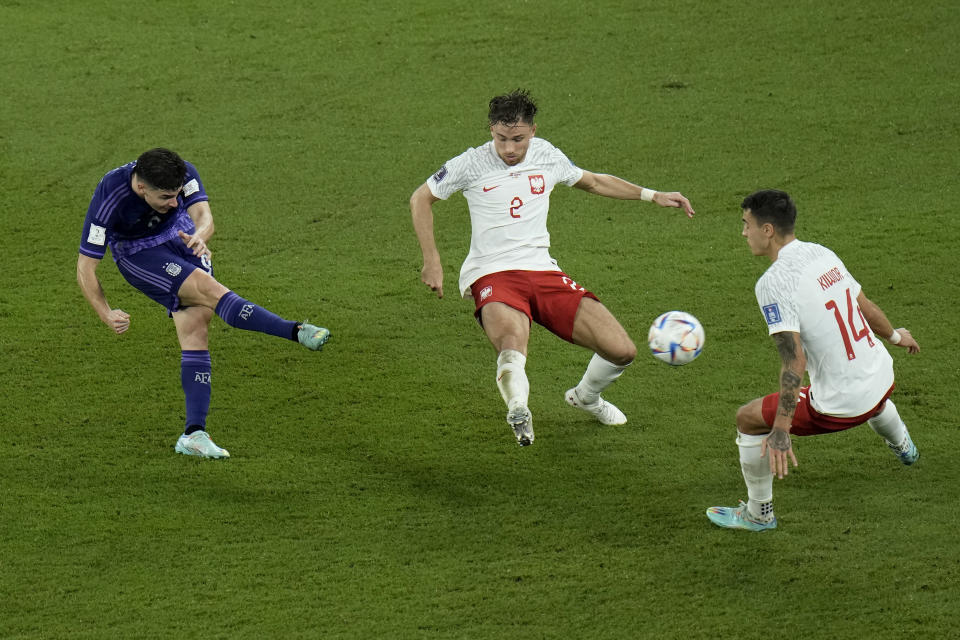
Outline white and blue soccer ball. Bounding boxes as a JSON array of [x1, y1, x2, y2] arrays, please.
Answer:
[[647, 311, 705, 366]]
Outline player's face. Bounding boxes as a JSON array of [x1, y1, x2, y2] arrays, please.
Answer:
[[741, 209, 773, 257], [490, 121, 536, 166], [137, 182, 182, 214]]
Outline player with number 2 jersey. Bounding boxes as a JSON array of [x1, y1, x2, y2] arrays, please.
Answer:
[[410, 89, 695, 447], [427, 136, 583, 298]]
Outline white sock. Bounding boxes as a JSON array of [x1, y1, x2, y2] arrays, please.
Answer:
[[737, 432, 775, 522], [496, 349, 529, 411], [574, 353, 629, 404], [867, 400, 909, 449]]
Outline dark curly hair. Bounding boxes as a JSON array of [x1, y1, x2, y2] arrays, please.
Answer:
[[488, 89, 538, 126]]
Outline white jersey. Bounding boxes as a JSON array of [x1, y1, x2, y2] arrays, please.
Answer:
[[427, 137, 584, 297], [755, 239, 894, 417]]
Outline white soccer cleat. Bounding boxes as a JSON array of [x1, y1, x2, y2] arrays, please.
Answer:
[[564, 387, 627, 425], [175, 431, 230, 459], [507, 405, 534, 446]]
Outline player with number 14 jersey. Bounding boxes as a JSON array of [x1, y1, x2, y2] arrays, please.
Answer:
[[755, 239, 894, 417]]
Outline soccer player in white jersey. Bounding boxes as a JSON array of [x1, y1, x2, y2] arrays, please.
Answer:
[[707, 189, 920, 531], [410, 89, 695, 446]]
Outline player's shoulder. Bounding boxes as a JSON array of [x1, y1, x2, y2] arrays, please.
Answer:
[[444, 142, 502, 177], [98, 161, 135, 189], [793, 239, 836, 260], [528, 136, 564, 157], [757, 254, 800, 297], [183, 159, 201, 176], [92, 161, 135, 210]]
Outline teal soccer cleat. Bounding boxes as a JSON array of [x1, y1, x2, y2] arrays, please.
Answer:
[[706, 501, 777, 532], [889, 433, 919, 466], [175, 431, 230, 459], [298, 322, 331, 351]]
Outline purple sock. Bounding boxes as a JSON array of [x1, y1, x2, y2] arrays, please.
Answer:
[[181, 350, 211, 433], [215, 291, 298, 340]]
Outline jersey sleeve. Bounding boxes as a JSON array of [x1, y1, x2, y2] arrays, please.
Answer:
[[79, 177, 113, 259], [426, 148, 474, 200], [181, 161, 209, 209], [547, 145, 584, 186], [755, 273, 801, 335]]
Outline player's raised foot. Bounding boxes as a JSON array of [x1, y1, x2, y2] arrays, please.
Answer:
[[507, 405, 534, 446], [175, 431, 230, 459], [298, 322, 331, 351], [888, 432, 919, 466], [564, 387, 627, 426], [706, 500, 777, 532]]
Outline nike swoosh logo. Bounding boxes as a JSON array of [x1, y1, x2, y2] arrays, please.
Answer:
[[482, 185, 500, 192]]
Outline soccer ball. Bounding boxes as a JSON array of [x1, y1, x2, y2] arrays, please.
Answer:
[[647, 311, 705, 366]]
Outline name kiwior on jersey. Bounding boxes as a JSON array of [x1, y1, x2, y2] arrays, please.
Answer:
[[754, 239, 894, 417]]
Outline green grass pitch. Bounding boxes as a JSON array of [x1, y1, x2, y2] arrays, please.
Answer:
[[1, 1, 958, 637]]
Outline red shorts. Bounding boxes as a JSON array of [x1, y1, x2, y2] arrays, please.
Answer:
[[470, 270, 598, 343], [760, 385, 895, 436]]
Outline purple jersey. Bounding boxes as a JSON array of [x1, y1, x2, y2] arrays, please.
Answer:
[[79, 160, 209, 261]]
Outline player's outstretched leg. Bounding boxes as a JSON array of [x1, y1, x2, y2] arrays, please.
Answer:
[[175, 431, 230, 459], [214, 291, 331, 351], [564, 354, 628, 425], [867, 400, 919, 465]]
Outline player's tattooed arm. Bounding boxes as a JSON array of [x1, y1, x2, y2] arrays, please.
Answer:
[[772, 331, 804, 424]]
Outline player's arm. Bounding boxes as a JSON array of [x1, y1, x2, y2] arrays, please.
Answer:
[[410, 182, 444, 299], [573, 170, 695, 217], [178, 201, 214, 258], [762, 330, 803, 479], [857, 291, 919, 354], [76, 254, 130, 334]]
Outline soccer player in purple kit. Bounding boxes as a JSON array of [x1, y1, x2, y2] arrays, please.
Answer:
[[77, 148, 331, 459]]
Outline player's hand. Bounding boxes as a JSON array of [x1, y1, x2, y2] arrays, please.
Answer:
[[178, 230, 211, 258], [761, 429, 798, 479], [653, 191, 696, 218], [421, 263, 444, 299], [104, 309, 131, 334], [894, 328, 920, 354]]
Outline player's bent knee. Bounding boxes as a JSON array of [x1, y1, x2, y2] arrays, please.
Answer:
[[608, 340, 637, 366], [735, 401, 770, 434], [182, 271, 230, 307]]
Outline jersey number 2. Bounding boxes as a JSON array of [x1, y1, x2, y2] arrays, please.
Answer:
[[824, 287, 875, 361], [509, 197, 523, 218]]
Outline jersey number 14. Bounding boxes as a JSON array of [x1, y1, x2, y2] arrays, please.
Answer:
[[824, 287, 875, 361]]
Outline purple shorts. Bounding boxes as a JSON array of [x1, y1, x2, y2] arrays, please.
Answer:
[[115, 239, 212, 313]]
